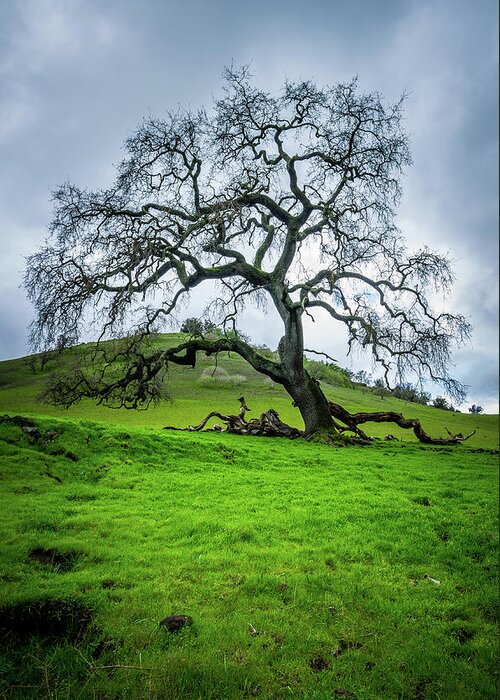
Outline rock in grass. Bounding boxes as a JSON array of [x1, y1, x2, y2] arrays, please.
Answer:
[[22, 425, 42, 441], [159, 615, 193, 632]]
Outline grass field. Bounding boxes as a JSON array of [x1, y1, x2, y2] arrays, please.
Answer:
[[0, 337, 498, 699]]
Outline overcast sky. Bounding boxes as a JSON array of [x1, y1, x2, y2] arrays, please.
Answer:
[[0, 0, 498, 411]]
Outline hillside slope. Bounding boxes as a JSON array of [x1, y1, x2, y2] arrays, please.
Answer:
[[0, 333, 497, 447]]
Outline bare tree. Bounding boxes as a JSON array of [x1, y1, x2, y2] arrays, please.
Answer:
[[25, 67, 471, 441]]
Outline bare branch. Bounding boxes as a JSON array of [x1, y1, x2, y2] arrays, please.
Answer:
[[25, 66, 470, 438]]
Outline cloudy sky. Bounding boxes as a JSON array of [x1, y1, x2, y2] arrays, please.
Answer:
[[0, 0, 498, 411]]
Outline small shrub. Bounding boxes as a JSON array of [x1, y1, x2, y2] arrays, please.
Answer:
[[200, 366, 229, 379], [198, 366, 247, 387], [305, 359, 353, 388], [433, 396, 453, 410]]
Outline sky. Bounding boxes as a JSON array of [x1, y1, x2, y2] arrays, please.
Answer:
[[0, 0, 498, 411]]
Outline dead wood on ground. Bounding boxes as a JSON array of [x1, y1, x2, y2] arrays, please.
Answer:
[[163, 398, 475, 445]]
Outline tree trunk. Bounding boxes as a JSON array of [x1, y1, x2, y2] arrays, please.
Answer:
[[277, 304, 340, 439], [285, 371, 338, 437]]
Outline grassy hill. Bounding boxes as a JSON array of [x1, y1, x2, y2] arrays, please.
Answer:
[[0, 336, 498, 699], [0, 333, 497, 446]]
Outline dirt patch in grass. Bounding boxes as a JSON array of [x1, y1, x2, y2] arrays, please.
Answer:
[[413, 496, 432, 506], [0, 414, 37, 429], [0, 599, 94, 644], [453, 627, 475, 645], [332, 639, 363, 656], [28, 547, 81, 572], [49, 447, 79, 461], [310, 654, 330, 672]]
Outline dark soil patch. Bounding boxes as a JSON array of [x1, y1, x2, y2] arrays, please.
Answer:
[[453, 627, 475, 645], [413, 678, 432, 699], [91, 636, 117, 658], [66, 493, 97, 502], [101, 579, 118, 589], [13, 486, 37, 494], [28, 547, 81, 572], [0, 415, 37, 429], [159, 615, 194, 633], [332, 639, 363, 656], [310, 654, 329, 672], [413, 497, 432, 506], [49, 448, 79, 461], [0, 599, 94, 644], [22, 425, 42, 440], [45, 471, 63, 483]]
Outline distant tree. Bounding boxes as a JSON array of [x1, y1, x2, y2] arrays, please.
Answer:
[[56, 334, 74, 354], [25, 67, 470, 442], [418, 391, 431, 406], [180, 318, 205, 337], [433, 396, 450, 410], [372, 378, 389, 399], [180, 318, 221, 337], [202, 320, 219, 335], [353, 370, 372, 386], [24, 355, 38, 374], [391, 382, 431, 405], [468, 404, 484, 414]]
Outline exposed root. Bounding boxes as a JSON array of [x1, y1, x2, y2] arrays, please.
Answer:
[[164, 398, 302, 439], [164, 398, 476, 446], [327, 402, 476, 445]]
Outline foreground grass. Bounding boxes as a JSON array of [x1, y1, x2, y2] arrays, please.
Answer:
[[0, 414, 498, 699]]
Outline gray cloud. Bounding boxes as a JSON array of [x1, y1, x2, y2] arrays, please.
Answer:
[[0, 0, 497, 410]]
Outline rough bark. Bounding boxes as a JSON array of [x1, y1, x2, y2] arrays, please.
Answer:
[[273, 298, 339, 437], [164, 401, 302, 439], [163, 397, 475, 446], [327, 402, 476, 444]]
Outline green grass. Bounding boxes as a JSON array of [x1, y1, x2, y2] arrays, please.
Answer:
[[0, 337, 498, 698], [0, 333, 497, 446]]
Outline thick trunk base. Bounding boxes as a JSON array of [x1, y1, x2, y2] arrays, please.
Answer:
[[305, 427, 368, 446]]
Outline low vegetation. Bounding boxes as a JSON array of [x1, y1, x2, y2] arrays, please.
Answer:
[[0, 339, 498, 698]]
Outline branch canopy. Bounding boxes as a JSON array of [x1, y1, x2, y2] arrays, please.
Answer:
[[25, 66, 470, 405]]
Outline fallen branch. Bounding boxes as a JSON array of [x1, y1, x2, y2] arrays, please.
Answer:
[[164, 398, 476, 446], [165, 398, 302, 439], [327, 402, 476, 445]]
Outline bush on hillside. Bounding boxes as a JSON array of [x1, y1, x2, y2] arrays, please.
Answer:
[[198, 366, 247, 387], [433, 396, 454, 411], [304, 359, 353, 388], [390, 382, 431, 405]]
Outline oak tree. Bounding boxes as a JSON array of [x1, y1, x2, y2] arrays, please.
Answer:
[[25, 67, 471, 442]]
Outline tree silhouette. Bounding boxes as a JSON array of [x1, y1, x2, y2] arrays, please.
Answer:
[[25, 67, 471, 442]]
